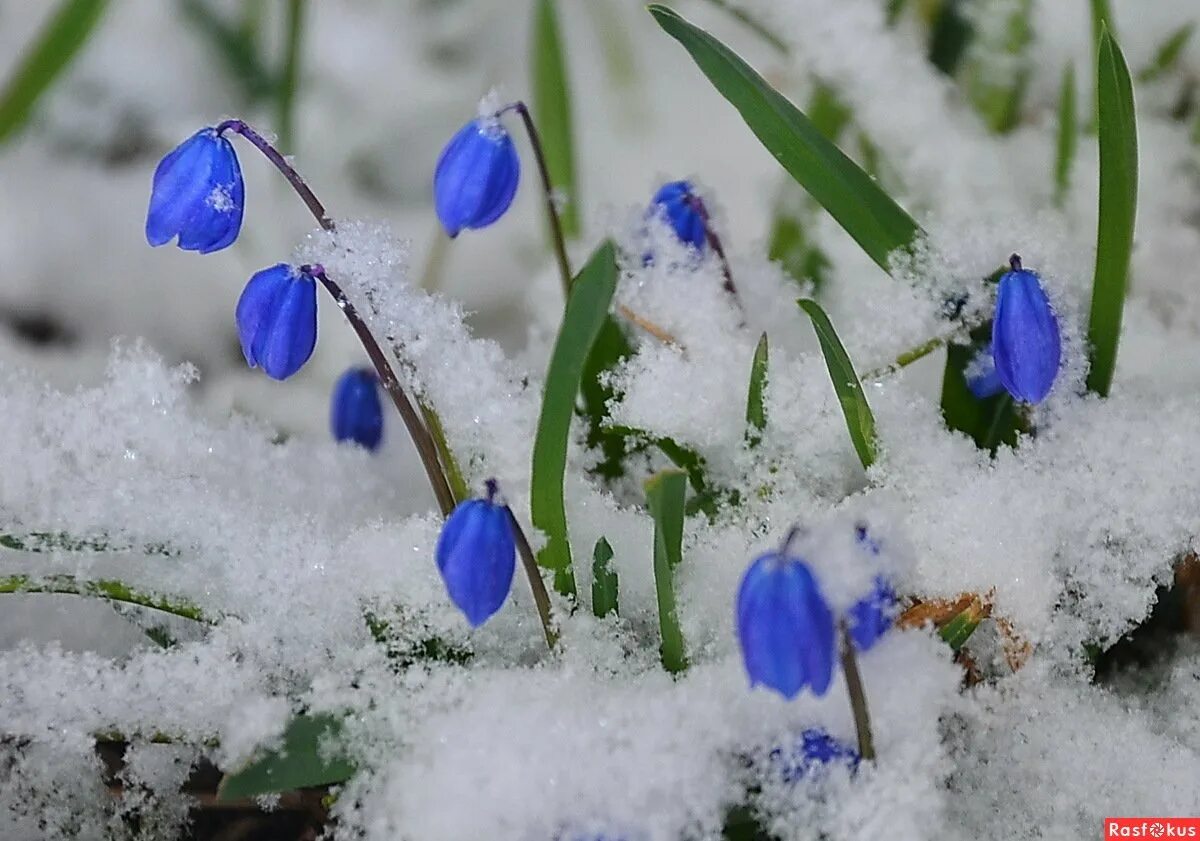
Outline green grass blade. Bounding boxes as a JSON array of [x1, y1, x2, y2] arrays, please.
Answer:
[[745, 332, 769, 446], [1137, 23, 1194, 83], [0, 0, 111, 144], [649, 4, 923, 273], [796, 299, 877, 470], [1054, 61, 1077, 207], [591, 537, 619, 618], [531, 241, 619, 597], [580, 315, 635, 479], [217, 714, 355, 801], [531, 0, 579, 237], [644, 469, 688, 674], [1086, 29, 1138, 398], [419, 401, 469, 505], [1088, 0, 1116, 129], [276, 0, 307, 152]]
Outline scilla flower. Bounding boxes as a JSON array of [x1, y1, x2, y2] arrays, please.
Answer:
[[648, 180, 706, 250], [965, 342, 1005, 399], [434, 116, 520, 237], [235, 264, 318, 381], [331, 368, 383, 451], [847, 576, 897, 652], [736, 531, 836, 699], [992, 255, 1062, 404], [435, 479, 516, 627], [769, 728, 860, 783], [146, 127, 244, 253]]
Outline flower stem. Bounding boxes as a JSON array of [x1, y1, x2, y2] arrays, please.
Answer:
[[0, 574, 214, 624], [308, 267, 456, 517], [504, 506, 558, 650], [839, 620, 876, 761], [506, 101, 574, 299], [216, 118, 333, 231], [276, 0, 307, 153], [688, 194, 740, 302]]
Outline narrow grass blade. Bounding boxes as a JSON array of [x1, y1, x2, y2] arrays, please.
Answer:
[[0, 0, 111, 144], [591, 537, 619, 618], [645, 469, 688, 674], [276, 0, 307, 152], [531, 0, 579, 237], [1137, 23, 1194, 83], [217, 714, 355, 801], [580, 315, 634, 479], [531, 242, 619, 597], [745, 332, 769, 446], [1088, 0, 1116, 129], [1086, 29, 1138, 397], [1054, 61, 1077, 207], [649, 4, 923, 273], [796, 299, 877, 470]]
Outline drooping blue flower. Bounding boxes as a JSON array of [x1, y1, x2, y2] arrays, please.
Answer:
[[435, 480, 516, 627], [235, 263, 318, 381], [146, 128, 244, 254], [847, 575, 897, 652], [769, 728, 860, 783], [648, 180, 707, 250], [965, 342, 1005, 399], [736, 544, 836, 699], [434, 118, 520, 237], [331, 367, 383, 451], [992, 257, 1062, 404]]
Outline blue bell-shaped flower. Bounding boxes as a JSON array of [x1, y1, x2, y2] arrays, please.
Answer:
[[331, 367, 383, 451], [965, 342, 1005, 399], [846, 576, 897, 652], [434, 118, 520, 237], [235, 263, 318, 381], [146, 128, 244, 254], [648, 180, 706, 250], [736, 539, 836, 699], [435, 480, 516, 627], [769, 727, 860, 783], [992, 256, 1062, 404]]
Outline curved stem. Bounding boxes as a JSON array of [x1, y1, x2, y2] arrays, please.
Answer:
[[505, 102, 573, 299], [217, 119, 333, 231], [0, 574, 215, 624], [687, 195, 739, 302], [504, 506, 558, 650], [839, 620, 876, 761], [310, 268, 456, 517]]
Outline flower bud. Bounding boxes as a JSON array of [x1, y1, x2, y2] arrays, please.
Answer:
[[992, 258, 1062, 404], [235, 264, 318, 381], [648, 180, 706, 250], [435, 481, 516, 627], [434, 118, 520, 237], [331, 368, 383, 451], [146, 128, 244, 254]]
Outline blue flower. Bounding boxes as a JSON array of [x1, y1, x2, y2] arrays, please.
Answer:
[[769, 728, 860, 783], [648, 180, 706, 250], [146, 128, 244, 254], [331, 368, 383, 451], [434, 118, 520, 237], [235, 264, 318, 381], [992, 257, 1061, 404], [435, 480, 516, 627], [736, 543, 836, 699], [965, 343, 1005, 399], [847, 576, 897, 652]]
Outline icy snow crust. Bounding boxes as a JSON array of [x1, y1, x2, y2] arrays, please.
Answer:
[[4, 0, 1200, 838]]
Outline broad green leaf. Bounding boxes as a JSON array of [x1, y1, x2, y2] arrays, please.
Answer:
[[0, 0, 111, 144], [531, 242, 619, 597], [217, 714, 355, 801], [1054, 61, 1077, 207], [591, 537, 619, 618], [1137, 22, 1194, 83], [1086, 29, 1137, 398], [531, 0, 579, 237], [745, 332, 768, 446], [644, 469, 688, 674], [796, 299, 877, 470], [649, 4, 922, 273]]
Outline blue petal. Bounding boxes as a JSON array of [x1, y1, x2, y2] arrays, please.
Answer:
[[236, 264, 292, 367], [435, 499, 516, 626], [847, 576, 897, 651], [146, 129, 220, 247], [966, 343, 1006, 400], [992, 269, 1062, 404], [434, 120, 520, 237], [770, 727, 859, 784], [331, 368, 384, 451], [649, 180, 706, 250], [178, 134, 244, 254], [256, 273, 317, 380]]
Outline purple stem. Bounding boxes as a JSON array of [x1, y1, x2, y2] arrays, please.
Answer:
[[686, 194, 739, 301], [216, 119, 333, 232], [505, 503, 558, 650]]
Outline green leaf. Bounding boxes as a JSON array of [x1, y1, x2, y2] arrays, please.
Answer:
[[531, 0, 579, 238], [0, 0, 111, 144], [580, 315, 635, 479], [745, 332, 768, 446], [591, 537, 619, 618], [217, 714, 355, 801], [1137, 23, 1194, 83], [1053, 61, 1077, 207], [644, 469, 688, 674], [1086, 29, 1138, 398], [927, 0, 973, 77], [938, 605, 984, 651], [419, 401, 470, 505], [531, 241, 619, 597], [649, 4, 922, 273], [939, 326, 1020, 453], [796, 299, 877, 470], [1088, 0, 1116, 129]]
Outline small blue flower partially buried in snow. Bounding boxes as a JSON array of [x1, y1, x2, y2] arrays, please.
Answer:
[[847, 576, 897, 652], [736, 530, 837, 699], [434, 116, 520, 237], [769, 727, 860, 783], [648, 180, 707, 251], [331, 367, 383, 451], [235, 263, 318, 381], [146, 127, 244, 253], [991, 254, 1062, 404], [436, 479, 516, 627]]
